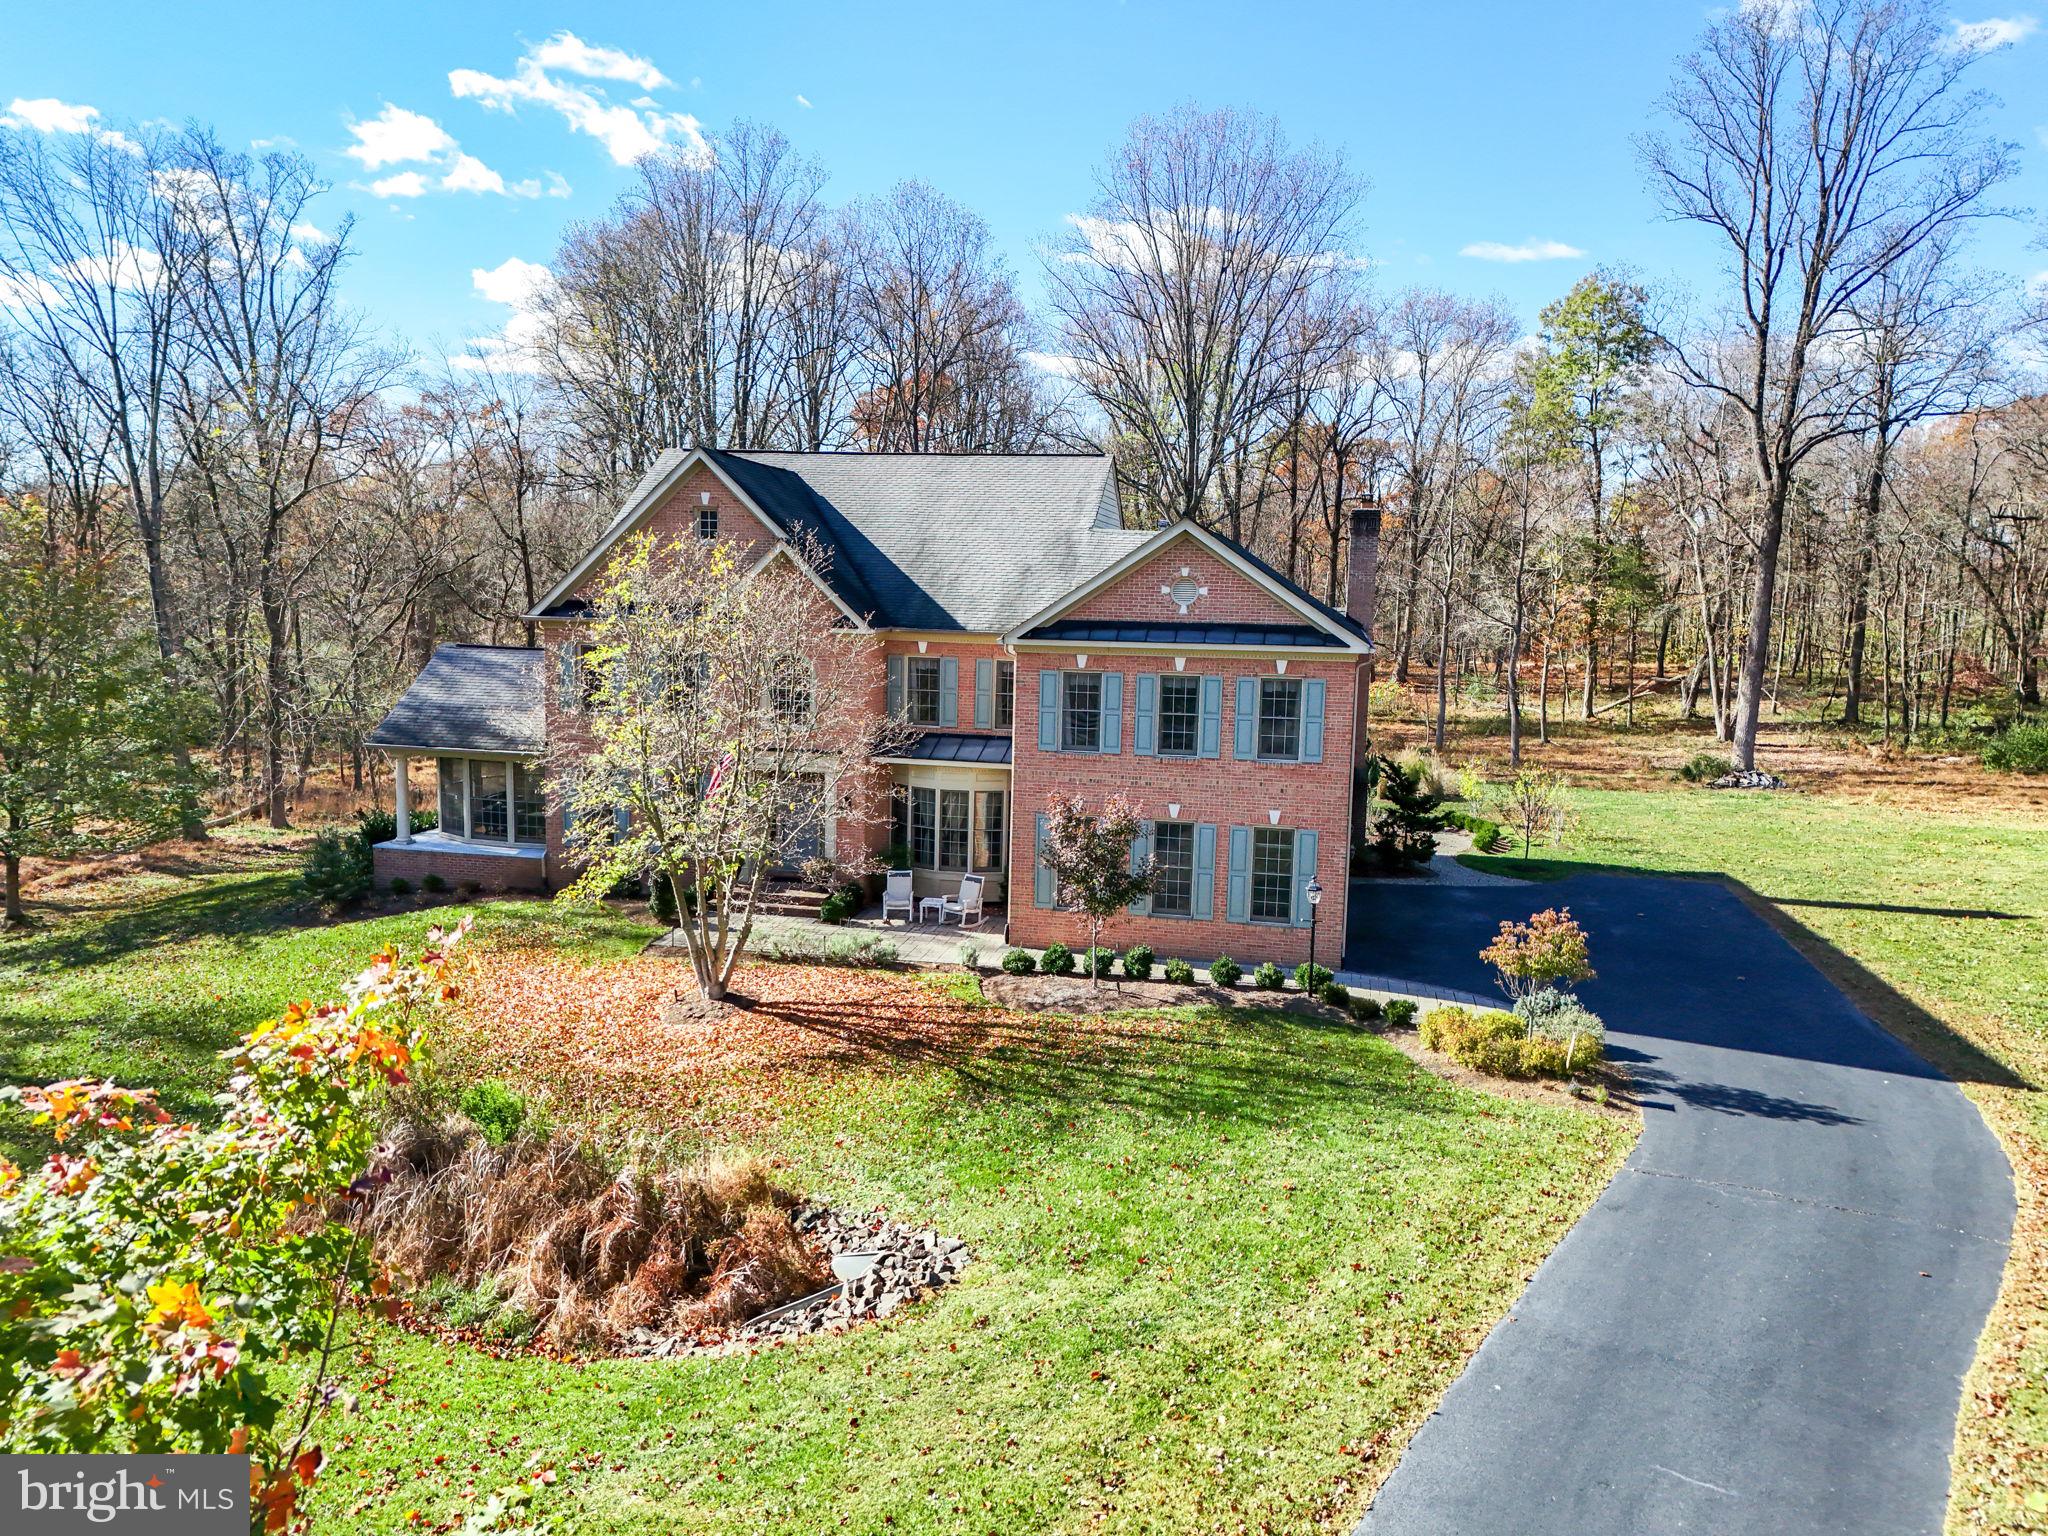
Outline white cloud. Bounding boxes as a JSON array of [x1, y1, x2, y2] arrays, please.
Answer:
[[1023, 350, 1084, 380], [449, 34, 707, 166], [370, 171, 430, 199], [442, 152, 507, 195], [1459, 238, 1588, 263], [290, 221, 331, 245], [0, 271, 66, 311], [1945, 14, 2038, 51], [2, 96, 101, 134], [542, 171, 573, 198], [453, 256, 557, 375], [344, 104, 456, 168], [794, 93, 813, 109], [528, 32, 671, 90]]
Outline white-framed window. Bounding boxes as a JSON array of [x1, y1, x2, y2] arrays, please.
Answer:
[[1061, 672, 1103, 751], [1152, 821, 1195, 915], [433, 756, 547, 846], [995, 660, 1015, 729], [906, 657, 945, 725], [1157, 674, 1201, 756], [697, 504, 718, 540], [1249, 826, 1294, 923], [908, 785, 937, 867], [973, 789, 1007, 871], [938, 788, 970, 870], [1257, 678, 1303, 761]]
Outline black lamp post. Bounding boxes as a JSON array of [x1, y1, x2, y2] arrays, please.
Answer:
[[1305, 874, 1323, 979]]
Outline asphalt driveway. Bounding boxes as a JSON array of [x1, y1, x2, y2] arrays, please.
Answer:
[[1345, 874, 2013, 1536]]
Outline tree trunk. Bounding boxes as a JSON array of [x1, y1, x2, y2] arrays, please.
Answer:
[[1730, 479, 1790, 771], [2, 850, 21, 927], [262, 586, 292, 830]]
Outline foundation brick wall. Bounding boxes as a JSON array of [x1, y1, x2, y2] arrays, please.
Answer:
[[372, 842, 546, 894]]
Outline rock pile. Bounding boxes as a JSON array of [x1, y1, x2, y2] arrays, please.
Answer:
[[1710, 770, 1789, 790], [625, 1204, 970, 1355]]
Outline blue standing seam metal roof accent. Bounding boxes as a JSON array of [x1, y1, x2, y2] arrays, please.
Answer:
[[1023, 618, 1347, 648], [366, 644, 546, 756], [879, 732, 1014, 765]]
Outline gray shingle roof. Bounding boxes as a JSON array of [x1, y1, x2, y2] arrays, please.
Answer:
[[711, 450, 1149, 632], [366, 644, 545, 756]]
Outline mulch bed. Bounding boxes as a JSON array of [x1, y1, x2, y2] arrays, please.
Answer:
[[1378, 1026, 1638, 1122], [980, 971, 1351, 1022]]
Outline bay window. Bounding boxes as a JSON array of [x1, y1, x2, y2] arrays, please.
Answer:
[[433, 755, 547, 846]]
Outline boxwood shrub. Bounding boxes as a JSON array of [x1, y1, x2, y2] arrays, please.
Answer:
[[1040, 942, 1075, 976], [1161, 957, 1197, 985], [1121, 944, 1155, 981], [1208, 955, 1242, 988], [1000, 948, 1037, 975]]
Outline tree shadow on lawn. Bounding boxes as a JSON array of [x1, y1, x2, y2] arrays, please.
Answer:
[[1455, 855, 2032, 1095], [2, 870, 314, 972], [755, 988, 1472, 1133]]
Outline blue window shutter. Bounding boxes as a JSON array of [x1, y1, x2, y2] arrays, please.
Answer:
[[974, 658, 993, 728], [939, 656, 959, 727], [1199, 676, 1223, 758], [886, 654, 905, 719], [1033, 812, 1054, 907], [1101, 672, 1123, 753], [1233, 677, 1257, 759], [1226, 826, 1250, 922], [1193, 824, 1217, 917], [1133, 675, 1157, 755], [614, 806, 631, 837], [1301, 679, 1326, 763], [1038, 670, 1059, 751], [1128, 825, 1151, 915], [558, 644, 578, 701], [1293, 829, 1320, 926]]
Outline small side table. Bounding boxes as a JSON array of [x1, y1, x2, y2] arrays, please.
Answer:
[[918, 896, 946, 925]]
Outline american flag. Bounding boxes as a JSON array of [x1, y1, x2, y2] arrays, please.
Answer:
[[703, 751, 736, 799]]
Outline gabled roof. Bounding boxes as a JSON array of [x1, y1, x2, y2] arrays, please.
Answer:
[[1001, 519, 1374, 653], [1025, 619, 1347, 649], [529, 447, 1149, 633], [366, 644, 545, 756]]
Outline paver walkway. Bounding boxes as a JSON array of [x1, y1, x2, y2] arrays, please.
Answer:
[[1347, 873, 2013, 1536]]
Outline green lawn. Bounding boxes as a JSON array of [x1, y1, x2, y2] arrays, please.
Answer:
[[2, 847, 1630, 1534], [1466, 786, 2048, 1535]]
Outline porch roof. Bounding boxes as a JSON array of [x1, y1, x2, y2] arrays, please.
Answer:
[[367, 644, 546, 757], [876, 731, 1013, 766]]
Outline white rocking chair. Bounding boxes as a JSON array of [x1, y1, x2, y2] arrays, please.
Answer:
[[881, 869, 915, 925], [938, 873, 985, 928]]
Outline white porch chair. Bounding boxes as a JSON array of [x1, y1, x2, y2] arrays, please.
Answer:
[[881, 869, 915, 924], [938, 873, 985, 928]]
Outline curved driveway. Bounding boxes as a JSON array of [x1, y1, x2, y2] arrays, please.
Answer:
[[1347, 874, 2013, 1536]]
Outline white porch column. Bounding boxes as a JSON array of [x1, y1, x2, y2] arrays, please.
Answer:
[[394, 755, 412, 843]]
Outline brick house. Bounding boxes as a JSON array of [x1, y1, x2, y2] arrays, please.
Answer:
[[367, 448, 1379, 966]]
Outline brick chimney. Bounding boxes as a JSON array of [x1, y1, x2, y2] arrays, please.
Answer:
[[1345, 503, 1381, 637]]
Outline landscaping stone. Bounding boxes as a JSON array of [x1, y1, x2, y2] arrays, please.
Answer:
[[624, 1204, 973, 1355], [1708, 769, 1790, 790]]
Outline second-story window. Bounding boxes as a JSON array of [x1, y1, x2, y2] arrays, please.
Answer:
[[1061, 672, 1103, 751], [1158, 674, 1201, 756], [697, 504, 718, 540], [995, 659, 1015, 728], [906, 657, 944, 725], [1257, 678, 1303, 760]]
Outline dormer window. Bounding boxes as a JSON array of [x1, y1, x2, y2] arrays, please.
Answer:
[[697, 504, 718, 540]]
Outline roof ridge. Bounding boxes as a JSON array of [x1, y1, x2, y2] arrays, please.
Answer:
[[440, 642, 544, 653], [722, 448, 1108, 460]]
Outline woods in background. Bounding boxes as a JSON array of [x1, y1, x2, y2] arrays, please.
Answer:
[[1, 0, 2043, 832]]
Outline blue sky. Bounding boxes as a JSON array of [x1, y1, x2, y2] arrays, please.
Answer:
[[5, 1, 2044, 365]]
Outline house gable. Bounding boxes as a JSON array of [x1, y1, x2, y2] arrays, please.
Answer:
[[1002, 522, 1370, 653]]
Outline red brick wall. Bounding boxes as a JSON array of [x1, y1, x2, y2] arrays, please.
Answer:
[[879, 637, 1016, 735], [1006, 648, 1360, 968], [373, 843, 546, 894]]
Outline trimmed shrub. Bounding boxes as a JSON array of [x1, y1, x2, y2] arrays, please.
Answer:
[[1162, 957, 1197, 985], [388, 876, 413, 897], [1001, 948, 1038, 976], [1350, 994, 1384, 1023], [818, 882, 864, 924], [1040, 942, 1075, 977], [421, 873, 448, 894], [1294, 961, 1333, 995], [1121, 944, 1155, 981], [649, 872, 679, 925], [1514, 987, 1608, 1056], [302, 827, 371, 906], [1983, 720, 2048, 775], [1677, 751, 1732, 784], [825, 934, 896, 968], [1421, 1003, 1603, 1079], [457, 1079, 529, 1147], [1252, 961, 1285, 991], [1082, 945, 1117, 979], [1383, 998, 1418, 1029], [358, 805, 436, 845], [1320, 981, 1351, 1010], [1208, 955, 1242, 988]]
